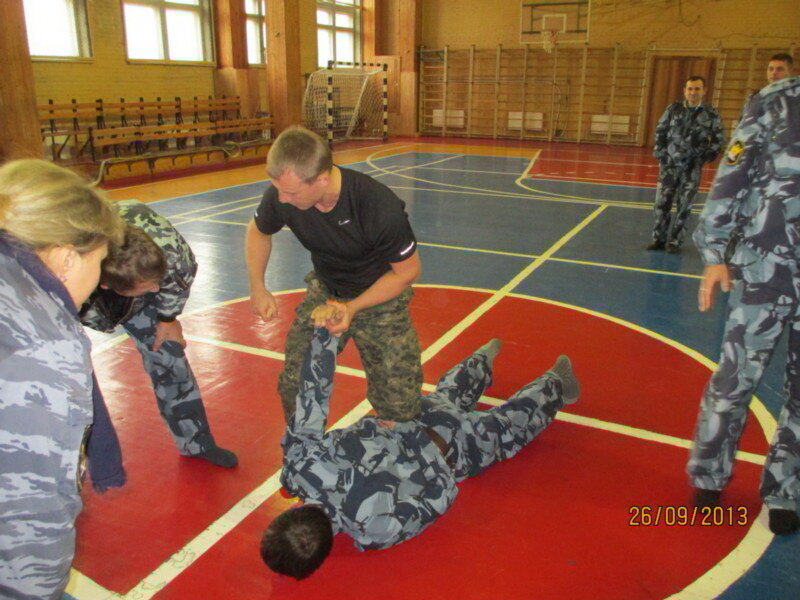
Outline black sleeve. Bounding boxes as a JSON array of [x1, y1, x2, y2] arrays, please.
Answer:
[[253, 186, 286, 235], [372, 199, 417, 264]]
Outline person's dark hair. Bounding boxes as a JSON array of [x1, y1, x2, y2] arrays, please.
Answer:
[[686, 75, 706, 87], [266, 126, 333, 182], [770, 53, 793, 66], [100, 224, 166, 292], [260, 505, 334, 579]]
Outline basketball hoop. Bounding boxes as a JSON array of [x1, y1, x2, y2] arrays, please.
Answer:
[[542, 29, 558, 54]]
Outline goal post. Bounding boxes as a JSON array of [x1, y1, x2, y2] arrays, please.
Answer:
[[302, 61, 388, 145]]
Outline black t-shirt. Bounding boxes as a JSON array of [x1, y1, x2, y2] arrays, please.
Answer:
[[254, 167, 417, 297]]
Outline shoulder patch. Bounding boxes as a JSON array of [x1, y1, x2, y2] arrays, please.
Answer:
[[725, 139, 745, 166]]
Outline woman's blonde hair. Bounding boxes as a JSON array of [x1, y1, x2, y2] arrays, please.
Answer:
[[0, 159, 123, 252]]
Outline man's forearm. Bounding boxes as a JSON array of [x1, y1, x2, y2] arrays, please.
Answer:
[[245, 220, 272, 292], [347, 269, 414, 314]]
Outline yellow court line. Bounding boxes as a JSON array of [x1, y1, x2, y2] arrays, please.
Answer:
[[667, 505, 772, 600], [65, 568, 120, 599], [419, 241, 702, 280], [420, 205, 608, 362]]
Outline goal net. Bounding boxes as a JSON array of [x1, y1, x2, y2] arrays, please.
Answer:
[[302, 63, 387, 144]]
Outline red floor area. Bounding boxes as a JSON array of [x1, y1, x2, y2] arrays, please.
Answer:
[[526, 145, 719, 191], [76, 288, 767, 597]]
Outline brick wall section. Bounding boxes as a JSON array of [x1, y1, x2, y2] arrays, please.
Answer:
[[31, 1, 215, 104]]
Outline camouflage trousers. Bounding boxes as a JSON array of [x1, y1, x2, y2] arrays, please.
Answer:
[[687, 258, 800, 509], [278, 272, 423, 422], [123, 301, 217, 456], [652, 161, 703, 245], [418, 348, 564, 482]]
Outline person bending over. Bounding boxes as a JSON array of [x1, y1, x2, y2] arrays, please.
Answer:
[[260, 325, 579, 578], [81, 200, 237, 468]]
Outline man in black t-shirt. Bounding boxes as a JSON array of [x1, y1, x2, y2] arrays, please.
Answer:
[[245, 126, 423, 422]]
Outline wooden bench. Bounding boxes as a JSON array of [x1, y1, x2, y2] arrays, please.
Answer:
[[178, 96, 241, 123], [98, 98, 181, 129], [212, 117, 274, 143], [38, 100, 102, 160]]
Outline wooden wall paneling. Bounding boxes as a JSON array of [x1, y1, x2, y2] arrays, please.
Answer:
[[442, 45, 450, 136], [0, 0, 43, 160], [467, 45, 475, 136], [634, 50, 652, 145], [577, 46, 588, 142], [266, 1, 302, 133], [493, 45, 501, 139]]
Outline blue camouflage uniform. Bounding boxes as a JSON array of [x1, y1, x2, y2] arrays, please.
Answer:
[[281, 328, 567, 550], [652, 100, 725, 247], [0, 233, 94, 598], [80, 200, 219, 457], [688, 76, 800, 510]]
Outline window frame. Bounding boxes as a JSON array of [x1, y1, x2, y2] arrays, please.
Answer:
[[24, 0, 93, 61], [121, 0, 215, 65], [244, 0, 267, 65], [316, 0, 361, 68]]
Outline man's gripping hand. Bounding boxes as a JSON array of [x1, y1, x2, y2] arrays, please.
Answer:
[[310, 301, 348, 332], [250, 287, 278, 321]]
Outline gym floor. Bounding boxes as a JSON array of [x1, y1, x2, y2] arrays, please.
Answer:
[[67, 139, 800, 599]]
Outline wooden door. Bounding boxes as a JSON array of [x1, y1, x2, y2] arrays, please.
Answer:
[[644, 56, 717, 147]]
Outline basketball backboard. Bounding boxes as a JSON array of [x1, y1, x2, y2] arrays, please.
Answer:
[[520, 0, 590, 46]]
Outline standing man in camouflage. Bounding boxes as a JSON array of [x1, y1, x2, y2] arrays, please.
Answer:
[[81, 200, 237, 468], [259, 327, 579, 579], [245, 126, 423, 422], [687, 75, 800, 535], [648, 76, 725, 253]]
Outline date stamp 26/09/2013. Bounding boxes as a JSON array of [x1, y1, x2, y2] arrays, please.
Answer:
[[628, 505, 749, 527]]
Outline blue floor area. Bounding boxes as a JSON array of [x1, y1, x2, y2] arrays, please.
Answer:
[[118, 150, 799, 599]]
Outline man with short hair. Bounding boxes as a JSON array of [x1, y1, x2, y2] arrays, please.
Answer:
[[81, 200, 237, 468], [245, 126, 423, 422], [687, 75, 800, 535], [648, 76, 725, 253], [766, 52, 793, 84], [260, 326, 579, 579]]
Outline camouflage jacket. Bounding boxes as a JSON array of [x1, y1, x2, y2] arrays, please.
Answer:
[[693, 76, 800, 268], [0, 232, 92, 524], [281, 328, 457, 551], [654, 101, 725, 166], [81, 200, 196, 332]]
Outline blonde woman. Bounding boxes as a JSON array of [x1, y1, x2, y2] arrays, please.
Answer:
[[0, 159, 123, 598]]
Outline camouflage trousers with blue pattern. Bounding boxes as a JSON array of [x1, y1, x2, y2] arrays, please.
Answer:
[[652, 161, 703, 245], [418, 348, 565, 482], [278, 271, 423, 422], [123, 301, 217, 456], [688, 255, 800, 509]]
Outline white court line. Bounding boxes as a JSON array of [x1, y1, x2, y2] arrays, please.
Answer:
[[167, 194, 262, 220]]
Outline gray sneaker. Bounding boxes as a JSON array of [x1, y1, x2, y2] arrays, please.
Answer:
[[547, 355, 580, 404]]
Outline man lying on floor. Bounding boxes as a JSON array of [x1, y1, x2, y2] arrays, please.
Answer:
[[260, 323, 579, 579]]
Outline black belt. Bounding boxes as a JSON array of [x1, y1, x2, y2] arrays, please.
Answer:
[[423, 426, 456, 471]]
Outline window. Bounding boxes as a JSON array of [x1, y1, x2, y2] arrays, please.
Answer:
[[244, 0, 267, 65], [122, 0, 213, 62], [23, 0, 91, 58], [316, 0, 361, 68]]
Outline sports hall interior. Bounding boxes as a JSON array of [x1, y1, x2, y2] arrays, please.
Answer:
[[1, 0, 799, 598]]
